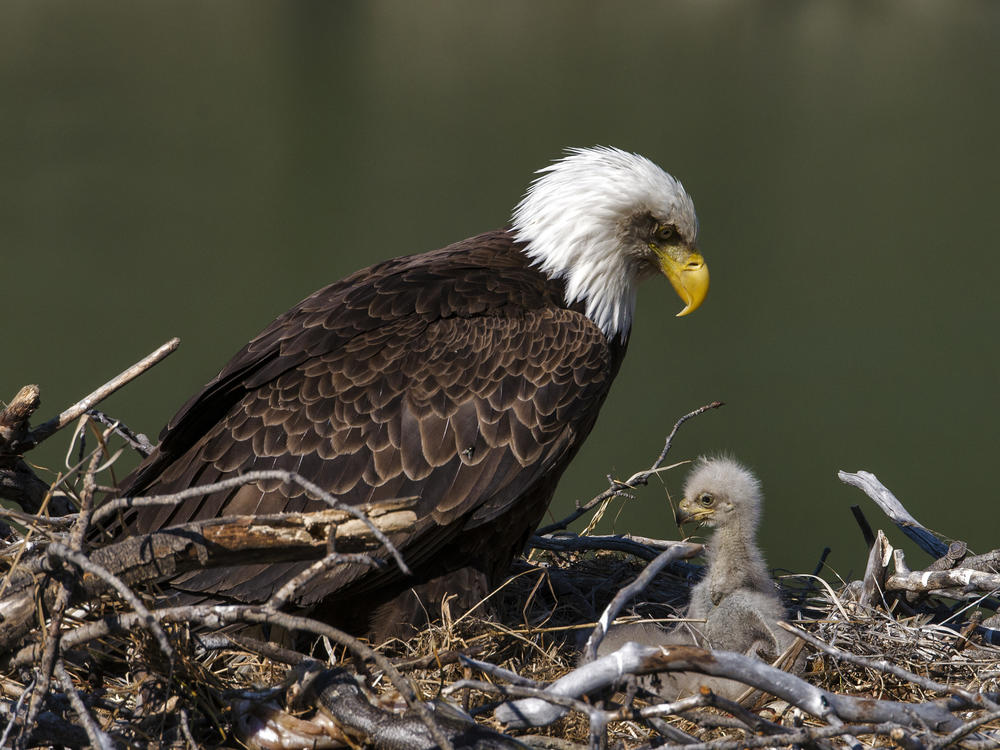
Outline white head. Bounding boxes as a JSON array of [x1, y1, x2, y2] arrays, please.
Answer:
[[511, 146, 708, 340]]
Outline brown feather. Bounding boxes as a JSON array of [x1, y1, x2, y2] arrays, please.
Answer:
[[107, 230, 628, 637]]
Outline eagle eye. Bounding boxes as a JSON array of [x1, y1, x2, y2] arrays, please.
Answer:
[[698, 493, 713, 507], [654, 225, 675, 243]]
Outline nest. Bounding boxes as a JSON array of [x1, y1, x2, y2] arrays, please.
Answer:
[[2, 371, 1000, 749]]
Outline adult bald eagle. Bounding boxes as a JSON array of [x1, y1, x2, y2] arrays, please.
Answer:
[[114, 147, 709, 639]]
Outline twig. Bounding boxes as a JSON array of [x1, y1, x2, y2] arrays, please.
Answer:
[[857, 529, 892, 609], [582, 542, 702, 661], [21, 338, 180, 450], [444, 678, 601, 720], [928, 708, 1000, 749], [20, 445, 107, 743], [83, 409, 155, 457], [537, 402, 723, 535], [0, 678, 32, 749], [54, 661, 114, 750], [178, 707, 198, 750], [850, 505, 876, 549], [458, 655, 542, 687], [529, 533, 696, 561], [886, 564, 1000, 598], [636, 722, 923, 750]]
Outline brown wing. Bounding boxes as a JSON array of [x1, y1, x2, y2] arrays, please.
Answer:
[[115, 231, 626, 605]]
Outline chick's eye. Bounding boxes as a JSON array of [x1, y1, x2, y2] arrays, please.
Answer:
[[655, 225, 675, 243], [698, 493, 713, 507]]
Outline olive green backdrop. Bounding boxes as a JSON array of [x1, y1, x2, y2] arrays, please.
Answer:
[[3, 1, 998, 579]]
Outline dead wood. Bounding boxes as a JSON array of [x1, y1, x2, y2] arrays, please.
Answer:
[[838, 469, 949, 558]]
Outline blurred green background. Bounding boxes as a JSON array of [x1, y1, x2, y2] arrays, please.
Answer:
[[2, 1, 997, 580]]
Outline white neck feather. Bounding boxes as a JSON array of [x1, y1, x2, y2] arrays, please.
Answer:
[[510, 146, 695, 340]]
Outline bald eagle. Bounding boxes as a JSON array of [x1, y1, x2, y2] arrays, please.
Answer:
[[113, 147, 709, 639]]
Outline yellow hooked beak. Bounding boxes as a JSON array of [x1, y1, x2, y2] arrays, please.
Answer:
[[675, 496, 714, 526], [660, 250, 709, 317]]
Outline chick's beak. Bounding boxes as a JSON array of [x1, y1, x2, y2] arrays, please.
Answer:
[[675, 496, 713, 526], [660, 250, 709, 317]]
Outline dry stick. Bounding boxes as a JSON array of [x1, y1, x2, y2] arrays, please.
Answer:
[[443, 678, 604, 722], [582, 542, 703, 661], [19, 446, 105, 744], [857, 529, 892, 609], [495, 642, 963, 733], [838, 470, 948, 559], [0, 505, 71, 529], [778, 621, 1000, 712], [886, 564, 1000, 598], [54, 661, 114, 750], [459, 655, 542, 687], [81, 408, 155, 457], [21, 338, 180, 450], [537, 401, 724, 536], [178, 707, 198, 750], [267, 552, 382, 609], [94, 469, 413, 577], [529, 533, 693, 561]]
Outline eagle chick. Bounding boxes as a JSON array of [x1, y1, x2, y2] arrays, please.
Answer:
[[596, 457, 796, 700]]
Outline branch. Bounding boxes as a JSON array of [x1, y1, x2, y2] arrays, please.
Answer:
[[494, 642, 964, 734], [20, 338, 180, 451], [537, 401, 723, 536], [886, 560, 1000, 598], [838, 470, 948, 558]]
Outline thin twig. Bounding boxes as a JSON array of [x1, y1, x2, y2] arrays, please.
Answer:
[[20, 445, 107, 743], [928, 708, 1000, 749], [537, 401, 723, 536], [529, 533, 697, 561], [83, 409, 155, 457]]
